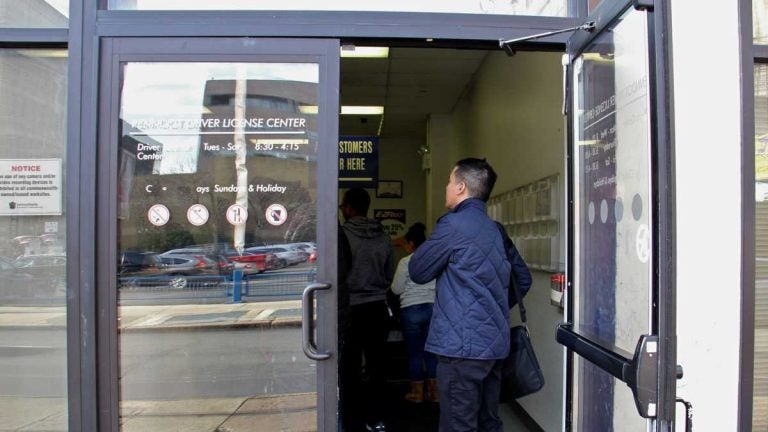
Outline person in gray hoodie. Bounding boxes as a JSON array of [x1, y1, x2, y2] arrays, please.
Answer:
[[339, 187, 395, 432]]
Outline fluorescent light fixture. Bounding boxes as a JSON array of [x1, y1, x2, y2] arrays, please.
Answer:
[[341, 106, 384, 115], [340, 46, 389, 58], [15, 49, 68, 59], [249, 139, 309, 145], [577, 140, 601, 146], [300, 105, 385, 116], [299, 105, 318, 114]]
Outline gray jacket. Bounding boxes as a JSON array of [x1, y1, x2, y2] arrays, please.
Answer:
[[342, 216, 395, 306]]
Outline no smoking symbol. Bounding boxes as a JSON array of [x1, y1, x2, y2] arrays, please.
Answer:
[[265, 204, 288, 226]]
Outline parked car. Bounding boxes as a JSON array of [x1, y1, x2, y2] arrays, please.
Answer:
[[158, 253, 219, 274], [14, 254, 66, 291], [158, 248, 234, 278], [275, 243, 311, 262], [118, 251, 167, 289], [156, 253, 223, 289], [224, 250, 277, 274], [246, 246, 305, 267], [292, 242, 317, 255], [14, 254, 66, 278], [119, 251, 164, 277], [0, 256, 33, 280]]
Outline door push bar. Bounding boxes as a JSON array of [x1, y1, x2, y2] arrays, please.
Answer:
[[301, 282, 332, 361], [556, 323, 658, 418]]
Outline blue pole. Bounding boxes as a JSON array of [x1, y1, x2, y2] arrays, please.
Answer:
[[233, 269, 243, 303]]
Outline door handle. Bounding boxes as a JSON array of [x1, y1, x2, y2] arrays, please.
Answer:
[[301, 282, 331, 361], [556, 323, 659, 418]]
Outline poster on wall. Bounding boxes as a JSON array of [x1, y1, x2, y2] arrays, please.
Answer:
[[0, 159, 62, 215], [374, 208, 406, 238], [339, 136, 378, 188]]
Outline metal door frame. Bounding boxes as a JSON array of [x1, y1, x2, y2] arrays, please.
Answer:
[[560, 1, 676, 430], [93, 36, 340, 431]]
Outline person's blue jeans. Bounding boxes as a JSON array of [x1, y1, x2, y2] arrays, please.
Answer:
[[401, 302, 437, 380]]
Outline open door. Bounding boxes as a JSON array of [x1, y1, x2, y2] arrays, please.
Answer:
[[557, 1, 676, 431]]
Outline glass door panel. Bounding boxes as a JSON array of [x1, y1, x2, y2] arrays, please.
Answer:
[[102, 38, 339, 431], [572, 7, 651, 361], [559, 1, 669, 430]]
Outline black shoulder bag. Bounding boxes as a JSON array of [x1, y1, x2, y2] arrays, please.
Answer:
[[500, 258, 545, 400]]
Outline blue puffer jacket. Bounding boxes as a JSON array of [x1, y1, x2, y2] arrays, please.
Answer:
[[409, 198, 512, 360]]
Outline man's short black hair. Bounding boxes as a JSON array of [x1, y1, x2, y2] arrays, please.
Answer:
[[454, 158, 497, 202], [341, 188, 371, 216]]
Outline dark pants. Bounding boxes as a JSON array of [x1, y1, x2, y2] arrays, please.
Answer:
[[436, 356, 504, 432], [339, 300, 390, 430], [401, 303, 437, 380]]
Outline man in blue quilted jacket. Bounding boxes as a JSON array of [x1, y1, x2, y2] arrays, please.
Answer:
[[409, 158, 530, 432]]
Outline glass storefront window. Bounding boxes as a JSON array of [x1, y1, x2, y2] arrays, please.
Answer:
[[0, 0, 68, 28], [0, 48, 68, 431], [108, 0, 570, 17], [756, 0, 768, 44], [754, 63, 768, 432], [117, 62, 321, 430]]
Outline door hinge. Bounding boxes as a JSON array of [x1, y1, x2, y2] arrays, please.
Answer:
[[634, 0, 654, 11]]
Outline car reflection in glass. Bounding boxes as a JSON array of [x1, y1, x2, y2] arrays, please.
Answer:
[[156, 253, 222, 289], [11, 254, 66, 294], [245, 245, 306, 268]]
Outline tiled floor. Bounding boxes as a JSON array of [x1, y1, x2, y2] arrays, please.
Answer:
[[383, 381, 543, 432]]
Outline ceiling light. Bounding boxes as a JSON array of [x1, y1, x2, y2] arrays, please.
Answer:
[[299, 105, 318, 114], [15, 49, 68, 58], [340, 46, 389, 58], [341, 106, 384, 115], [249, 139, 309, 145]]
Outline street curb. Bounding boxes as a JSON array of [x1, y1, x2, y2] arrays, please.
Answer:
[[118, 318, 303, 332]]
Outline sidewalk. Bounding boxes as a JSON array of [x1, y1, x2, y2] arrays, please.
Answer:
[[0, 300, 304, 331]]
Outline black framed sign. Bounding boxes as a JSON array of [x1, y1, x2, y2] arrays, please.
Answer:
[[376, 180, 402, 198]]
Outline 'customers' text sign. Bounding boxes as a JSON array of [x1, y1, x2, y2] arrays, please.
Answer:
[[339, 136, 378, 188]]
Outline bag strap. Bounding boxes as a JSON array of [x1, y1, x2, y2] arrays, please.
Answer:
[[510, 267, 528, 325], [496, 222, 527, 325]]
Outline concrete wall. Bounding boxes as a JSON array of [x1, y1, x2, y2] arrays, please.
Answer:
[[428, 50, 566, 432], [672, 0, 744, 430]]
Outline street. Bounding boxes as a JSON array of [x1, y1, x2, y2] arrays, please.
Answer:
[[0, 327, 313, 400], [120, 326, 315, 399]]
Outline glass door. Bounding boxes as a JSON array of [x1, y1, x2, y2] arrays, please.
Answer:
[[97, 38, 339, 431], [558, 1, 675, 431]]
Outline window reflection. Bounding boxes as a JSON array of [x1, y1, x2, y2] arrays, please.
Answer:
[[756, 0, 768, 44], [117, 62, 320, 430], [754, 63, 768, 432], [108, 0, 570, 16], [0, 0, 68, 28], [0, 48, 68, 431], [571, 8, 650, 431]]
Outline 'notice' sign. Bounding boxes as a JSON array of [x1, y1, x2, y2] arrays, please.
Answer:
[[0, 159, 62, 215]]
